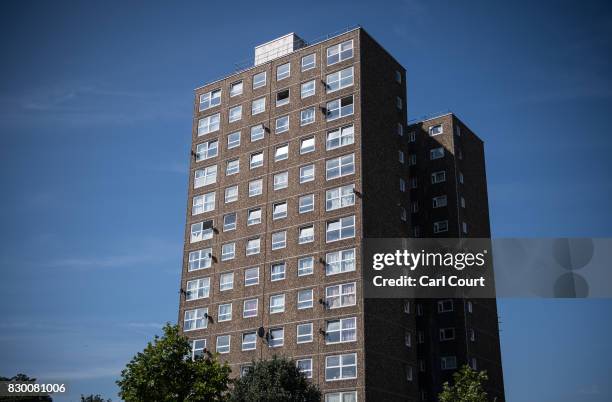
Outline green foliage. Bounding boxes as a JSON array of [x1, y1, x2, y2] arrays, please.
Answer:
[[80, 395, 111, 402], [438, 365, 489, 402], [230, 356, 320, 402], [116, 323, 231, 402]]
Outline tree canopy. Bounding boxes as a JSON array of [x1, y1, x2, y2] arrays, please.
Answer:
[[439, 365, 489, 402]]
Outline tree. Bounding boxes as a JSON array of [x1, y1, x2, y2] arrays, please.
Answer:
[[80, 395, 111, 402], [117, 323, 231, 402], [438, 365, 489, 402], [230, 356, 320, 402]]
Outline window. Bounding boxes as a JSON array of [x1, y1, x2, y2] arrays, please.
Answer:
[[326, 216, 355, 242], [470, 358, 477, 370], [398, 123, 404, 137], [399, 150, 404, 164], [224, 185, 238, 203], [275, 144, 289, 161], [432, 195, 447, 208], [405, 331, 412, 347], [298, 256, 314, 276], [250, 152, 264, 169], [467, 300, 473, 313], [273, 171, 288, 190], [223, 213, 236, 231], [277, 62, 290, 80], [230, 80, 243, 97], [229, 105, 242, 122], [326, 184, 355, 211], [396, 70, 402, 83], [409, 130, 416, 142], [271, 262, 286, 281], [227, 131, 240, 149], [297, 289, 313, 309], [417, 304, 424, 316], [244, 267, 259, 286], [405, 365, 413, 382], [400, 179, 406, 192], [325, 353, 357, 381], [433, 220, 449, 233], [300, 107, 315, 126], [185, 277, 210, 300], [226, 159, 240, 175], [410, 177, 418, 189], [275, 115, 289, 133], [326, 96, 354, 121], [401, 207, 407, 221], [396, 97, 403, 110], [192, 192, 215, 215], [270, 294, 285, 314], [461, 197, 466, 208], [242, 332, 256, 351], [299, 164, 315, 183], [247, 208, 262, 226], [268, 327, 284, 347], [411, 201, 419, 213], [272, 202, 287, 220], [297, 323, 313, 343], [430, 147, 444, 160], [240, 365, 253, 378], [221, 243, 235, 261], [326, 248, 355, 275], [325, 317, 356, 344], [190, 221, 213, 242], [271, 231, 287, 250], [196, 140, 218, 161], [194, 165, 217, 188], [462, 222, 468, 234], [253, 71, 266, 89], [429, 124, 443, 136], [459, 171, 464, 184], [301, 53, 316, 71], [440, 328, 455, 341], [251, 97, 266, 115], [404, 300, 411, 314], [408, 154, 416, 166], [299, 225, 314, 244], [438, 299, 454, 313], [249, 179, 263, 197], [325, 391, 357, 402], [326, 154, 354, 180], [327, 40, 353, 65], [250, 124, 265, 142], [218, 303, 232, 322], [454, 125, 461, 136], [191, 339, 206, 360], [299, 194, 314, 213], [300, 137, 315, 154], [297, 359, 313, 378], [469, 329, 476, 341], [326, 67, 354, 92], [441, 356, 457, 370], [276, 89, 290, 106], [418, 331, 425, 344], [198, 113, 220, 136], [199, 89, 221, 111], [216, 335, 230, 354], [219, 272, 234, 290], [326, 125, 354, 150], [184, 308, 207, 331], [301, 80, 315, 98], [189, 248, 212, 271], [431, 171, 446, 184], [243, 298, 258, 318], [326, 282, 356, 308], [246, 238, 261, 255]]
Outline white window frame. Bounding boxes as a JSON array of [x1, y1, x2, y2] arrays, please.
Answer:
[[194, 165, 217, 188], [326, 125, 354, 150], [251, 97, 266, 115], [325, 391, 357, 402], [199, 89, 221, 111], [433, 220, 449, 233], [269, 294, 285, 314], [299, 194, 315, 213], [325, 248, 356, 275], [275, 115, 289, 133], [195, 140, 218, 161], [299, 164, 315, 183], [273, 171, 288, 190], [301, 53, 316, 71], [326, 184, 355, 211], [224, 185, 238, 204], [326, 153, 355, 180], [271, 262, 286, 281], [221, 243, 235, 262], [296, 358, 313, 378], [227, 131, 240, 149], [276, 88, 290, 106], [216, 335, 230, 354], [230, 80, 243, 97], [192, 192, 215, 215], [184, 307, 208, 331], [249, 179, 263, 197], [190, 221, 213, 243], [276, 62, 290, 81], [246, 237, 261, 256], [253, 71, 266, 89], [298, 225, 314, 244], [242, 331, 257, 351], [229, 105, 242, 122], [185, 277, 210, 301], [271, 231, 287, 250], [250, 151, 264, 169], [441, 356, 457, 370], [430, 147, 445, 160], [226, 158, 240, 175], [198, 113, 220, 136], [244, 267, 259, 286], [275, 144, 289, 161], [297, 289, 314, 309], [326, 215, 355, 243], [326, 67, 354, 93], [325, 353, 357, 381], [223, 213, 236, 232], [429, 124, 443, 136], [301, 80, 316, 98], [298, 256, 314, 276], [268, 327, 284, 348], [325, 317, 356, 344], [247, 208, 262, 226], [300, 107, 315, 126], [219, 271, 234, 290], [439, 327, 455, 341], [325, 282, 356, 309], [218, 303, 232, 322], [432, 195, 448, 208], [326, 96, 354, 121], [326, 40, 354, 66], [243, 298, 258, 318], [297, 322, 313, 343], [272, 201, 287, 220], [432, 171, 446, 184], [188, 248, 212, 271], [300, 136, 315, 154]]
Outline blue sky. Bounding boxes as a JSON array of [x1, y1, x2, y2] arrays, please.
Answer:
[[1, 0, 611, 401]]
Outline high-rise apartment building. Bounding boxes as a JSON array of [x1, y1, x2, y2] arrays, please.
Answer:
[[178, 26, 504, 401]]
